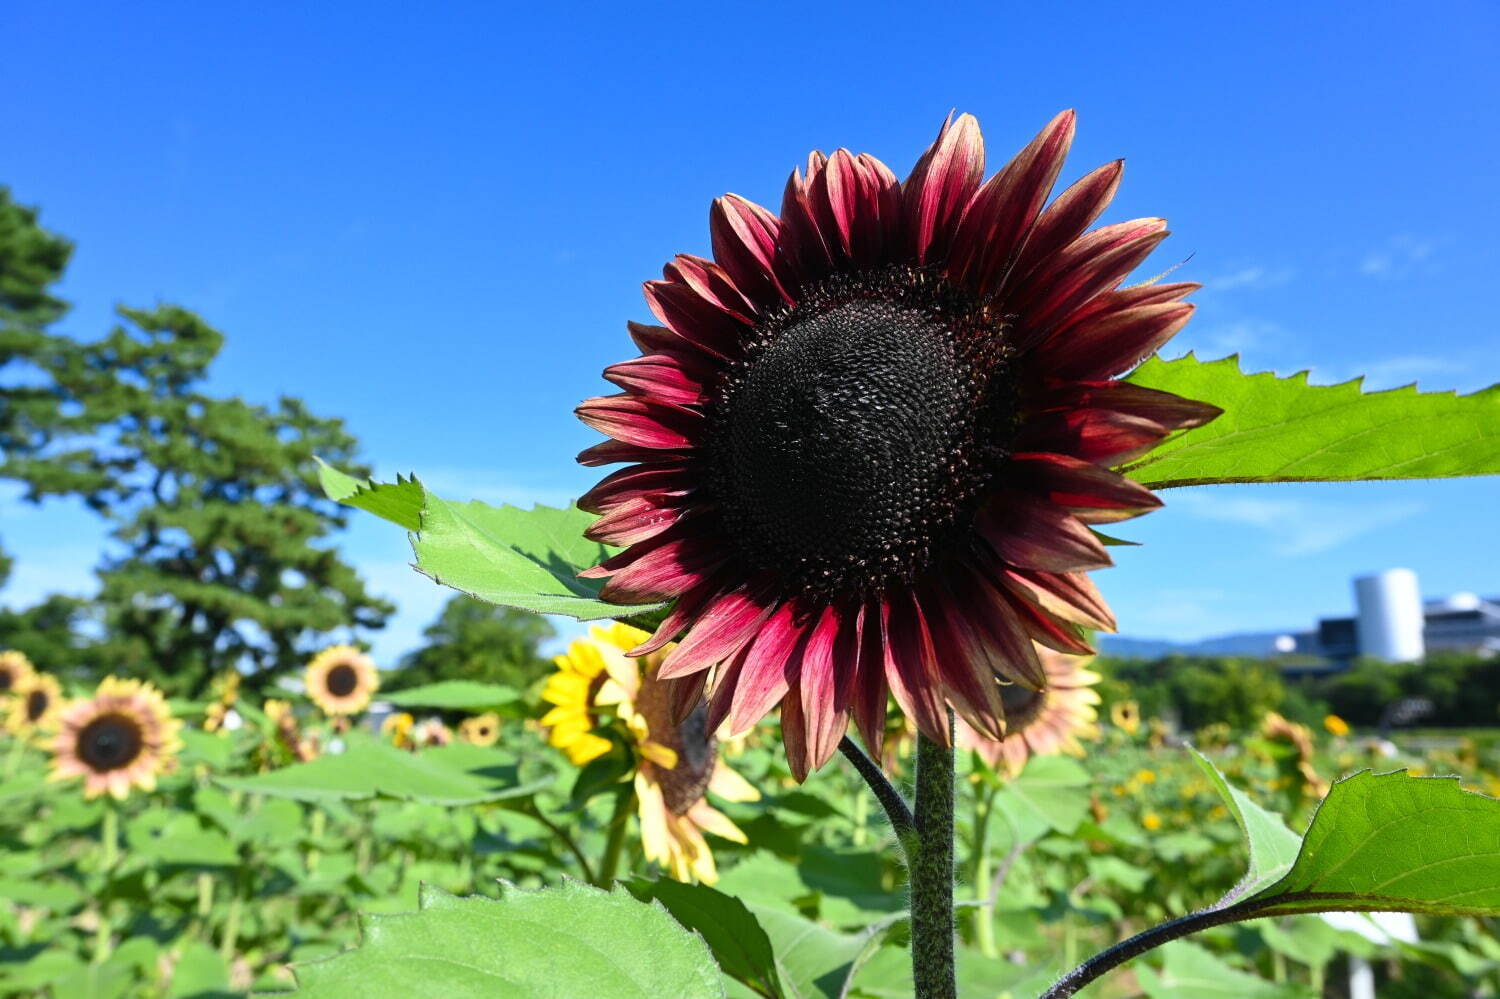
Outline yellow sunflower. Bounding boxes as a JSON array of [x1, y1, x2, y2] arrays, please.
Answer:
[[265, 699, 320, 762], [541, 633, 619, 765], [305, 645, 379, 716], [49, 677, 182, 800], [6, 673, 63, 737], [412, 718, 452, 748], [958, 647, 1101, 777], [553, 623, 760, 883], [1109, 699, 1141, 735], [202, 670, 241, 732], [0, 650, 36, 701], [1323, 713, 1350, 737], [459, 712, 501, 746]]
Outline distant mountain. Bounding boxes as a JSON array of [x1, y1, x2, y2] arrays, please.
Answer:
[[1098, 630, 1312, 660]]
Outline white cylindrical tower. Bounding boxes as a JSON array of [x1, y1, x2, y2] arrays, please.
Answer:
[[1353, 569, 1425, 662]]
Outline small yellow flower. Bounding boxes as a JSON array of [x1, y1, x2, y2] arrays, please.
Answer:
[[1323, 714, 1350, 737], [381, 712, 415, 749], [0, 650, 36, 699], [305, 646, 379, 717], [1134, 768, 1156, 785], [459, 712, 501, 747], [1142, 811, 1162, 831], [1109, 700, 1140, 735]]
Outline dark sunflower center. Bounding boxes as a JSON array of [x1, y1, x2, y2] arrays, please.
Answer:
[[999, 682, 1045, 732], [26, 690, 48, 722], [0, 670, 13, 692], [78, 714, 145, 772], [710, 271, 1015, 596], [658, 706, 717, 816], [325, 663, 359, 698]]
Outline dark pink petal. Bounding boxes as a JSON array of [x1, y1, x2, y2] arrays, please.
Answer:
[[577, 463, 693, 515], [853, 153, 904, 268], [663, 254, 757, 324], [1057, 280, 1200, 335], [1007, 451, 1162, 523], [627, 321, 681, 354], [583, 493, 696, 547], [922, 585, 1005, 741], [1036, 381, 1222, 433], [576, 439, 690, 467], [849, 603, 887, 758], [779, 160, 837, 286], [904, 112, 984, 265], [628, 573, 736, 657], [795, 603, 849, 776], [658, 586, 777, 680], [575, 395, 702, 450], [956, 567, 1047, 690], [780, 674, 812, 782], [1009, 219, 1168, 347], [882, 590, 950, 745], [644, 279, 750, 360], [709, 194, 793, 310], [665, 670, 709, 726], [1034, 301, 1195, 381], [950, 110, 1076, 295], [809, 149, 863, 263], [596, 535, 727, 604], [603, 355, 707, 406], [1005, 159, 1124, 293], [727, 601, 805, 735], [1000, 566, 1117, 633], [1016, 408, 1169, 465], [704, 643, 749, 732], [1007, 593, 1096, 656], [977, 490, 1112, 573]]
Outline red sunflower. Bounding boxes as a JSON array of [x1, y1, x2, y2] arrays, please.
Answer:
[[576, 111, 1218, 780]]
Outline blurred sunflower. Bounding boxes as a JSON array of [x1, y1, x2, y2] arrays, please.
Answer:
[[459, 712, 501, 747], [412, 718, 452, 748], [1109, 699, 1140, 735], [305, 645, 379, 717], [541, 635, 618, 765], [203, 670, 241, 733], [265, 699, 319, 762], [381, 711, 415, 749], [1323, 713, 1350, 737], [957, 648, 1100, 777], [5, 673, 63, 737], [552, 623, 760, 883], [50, 677, 182, 800], [1262, 711, 1328, 797], [0, 650, 36, 700], [576, 110, 1218, 777]]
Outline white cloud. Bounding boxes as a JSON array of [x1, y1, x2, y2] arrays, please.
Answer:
[[1203, 266, 1295, 292], [1360, 235, 1439, 279], [1166, 318, 1282, 359], [1169, 492, 1426, 557]]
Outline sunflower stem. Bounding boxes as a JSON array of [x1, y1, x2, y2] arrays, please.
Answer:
[[910, 715, 956, 999], [837, 736, 916, 842], [595, 787, 635, 888], [100, 804, 119, 873], [306, 806, 326, 872]]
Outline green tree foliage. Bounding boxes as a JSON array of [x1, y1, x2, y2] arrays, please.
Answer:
[[395, 595, 555, 691], [0, 187, 390, 696], [1096, 655, 1289, 731]]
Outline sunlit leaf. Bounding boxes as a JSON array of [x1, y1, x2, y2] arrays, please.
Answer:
[[380, 680, 522, 712], [1188, 747, 1300, 900], [1135, 942, 1308, 998], [290, 881, 724, 997], [627, 877, 785, 998], [314, 457, 423, 530], [1123, 354, 1500, 487]]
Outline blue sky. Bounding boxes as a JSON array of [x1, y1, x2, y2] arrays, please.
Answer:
[[3, 1, 1498, 662]]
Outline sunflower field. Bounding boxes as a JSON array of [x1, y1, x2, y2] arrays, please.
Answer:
[[7, 626, 1500, 998]]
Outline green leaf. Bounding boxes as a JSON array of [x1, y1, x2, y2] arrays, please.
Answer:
[[626, 877, 784, 998], [1189, 747, 1301, 900], [414, 493, 663, 620], [381, 680, 522, 711], [1245, 770, 1500, 916], [165, 940, 232, 999], [291, 881, 725, 998], [215, 736, 549, 806], [990, 754, 1092, 840], [748, 904, 877, 999], [314, 457, 423, 530], [1123, 354, 1500, 487]]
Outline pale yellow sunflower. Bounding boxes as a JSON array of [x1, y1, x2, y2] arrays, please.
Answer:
[[459, 712, 501, 747], [555, 622, 760, 884], [412, 718, 452, 748], [305, 645, 379, 717], [6, 673, 64, 736], [49, 677, 182, 800], [958, 647, 1101, 777], [0, 650, 36, 701]]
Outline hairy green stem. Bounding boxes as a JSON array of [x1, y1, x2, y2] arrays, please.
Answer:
[[596, 788, 635, 887], [911, 716, 956, 999], [837, 736, 916, 842]]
